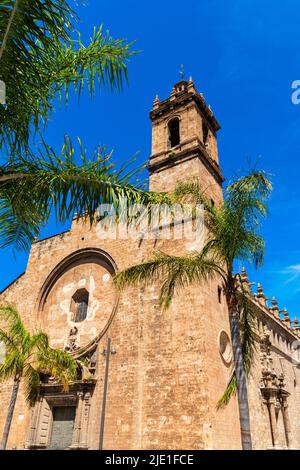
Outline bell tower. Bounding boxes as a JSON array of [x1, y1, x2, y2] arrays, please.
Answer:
[[148, 78, 224, 203]]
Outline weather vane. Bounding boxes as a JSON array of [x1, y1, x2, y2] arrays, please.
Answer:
[[179, 64, 185, 80]]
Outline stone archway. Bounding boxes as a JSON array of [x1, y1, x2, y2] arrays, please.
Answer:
[[36, 247, 119, 351], [26, 248, 119, 450]]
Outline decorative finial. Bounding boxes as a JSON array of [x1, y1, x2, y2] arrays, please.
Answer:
[[271, 296, 278, 307], [241, 267, 251, 294], [241, 267, 249, 283], [255, 283, 269, 308], [179, 64, 185, 80], [255, 282, 264, 302], [153, 94, 160, 109], [187, 76, 196, 93], [269, 296, 280, 318], [281, 307, 292, 329], [293, 318, 300, 336], [170, 85, 176, 100]]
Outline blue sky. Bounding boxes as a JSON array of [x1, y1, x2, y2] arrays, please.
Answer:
[[1, 0, 300, 317]]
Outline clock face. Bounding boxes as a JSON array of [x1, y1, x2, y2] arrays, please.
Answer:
[[40, 257, 117, 351]]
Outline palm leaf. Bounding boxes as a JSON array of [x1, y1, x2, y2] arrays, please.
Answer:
[[0, 136, 156, 250], [0, 349, 24, 381], [217, 373, 237, 409], [227, 169, 273, 201], [36, 347, 77, 390], [0, 305, 28, 347], [0, 302, 78, 410], [0, 328, 16, 352], [0, 2, 136, 151], [23, 364, 41, 406], [30, 331, 49, 352], [115, 250, 224, 309]]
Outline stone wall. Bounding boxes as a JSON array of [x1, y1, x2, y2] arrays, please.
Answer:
[[0, 218, 241, 449]]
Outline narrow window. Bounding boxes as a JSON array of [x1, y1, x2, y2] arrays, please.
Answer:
[[168, 118, 180, 148], [218, 286, 222, 304], [202, 121, 209, 144], [211, 198, 215, 208], [71, 288, 89, 322], [76, 299, 88, 322]]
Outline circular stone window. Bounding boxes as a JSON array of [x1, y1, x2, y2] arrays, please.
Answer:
[[218, 330, 233, 365]]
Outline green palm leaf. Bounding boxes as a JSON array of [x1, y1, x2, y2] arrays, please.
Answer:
[[0, 2, 136, 151], [0, 136, 160, 250], [23, 364, 41, 406], [0, 304, 77, 395], [115, 250, 224, 309]]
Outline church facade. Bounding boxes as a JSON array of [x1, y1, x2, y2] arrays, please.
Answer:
[[1, 78, 300, 450]]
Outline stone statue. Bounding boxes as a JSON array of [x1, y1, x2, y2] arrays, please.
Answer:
[[64, 326, 80, 352]]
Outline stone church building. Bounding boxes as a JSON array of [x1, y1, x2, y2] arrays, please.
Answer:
[[0, 78, 300, 450]]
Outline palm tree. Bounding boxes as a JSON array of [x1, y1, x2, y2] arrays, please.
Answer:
[[0, 1, 135, 152], [114, 170, 272, 450], [0, 305, 78, 450]]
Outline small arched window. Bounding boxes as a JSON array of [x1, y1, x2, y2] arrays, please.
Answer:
[[71, 288, 89, 322], [168, 118, 180, 148]]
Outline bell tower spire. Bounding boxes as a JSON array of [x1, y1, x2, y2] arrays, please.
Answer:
[[148, 78, 224, 203]]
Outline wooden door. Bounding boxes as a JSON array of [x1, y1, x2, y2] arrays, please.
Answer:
[[49, 406, 76, 450]]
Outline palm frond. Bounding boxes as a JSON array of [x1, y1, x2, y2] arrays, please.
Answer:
[[237, 276, 259, 374], [0, 328, 16, 352], [36, 347, 77, 390], [0, 136, 152, 250], [0, 1, 74, 61], [173, 177, 269, 272], [42, 26, 136, 98], [30, 331, 49, 351], [0, 198, 44, 251], [174, 179, 217, 218], [0, 305, 28, 346], [0, 349, 24, 381], [235, 231, 265, 269], [227, 169, 273, 201], [0, 2, 136, 151], [0, 0, 74, 150], [217, 373, 237, 409], [0, 303, 77, 405], [209, 170, 271, 271], [23, 364, 41, 406], [115, 250, 224, 309]]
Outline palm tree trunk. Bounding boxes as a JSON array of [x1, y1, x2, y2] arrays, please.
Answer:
[[0, 375, 21, 450], [228, 308, 252, 450], [0, 0, 20, 61]]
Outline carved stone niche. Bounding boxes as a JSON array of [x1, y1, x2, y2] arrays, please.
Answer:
[[259, 328, 293, 449], [25, 381, 95, 450]]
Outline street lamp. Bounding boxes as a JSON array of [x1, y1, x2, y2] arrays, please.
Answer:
[[99, 337, 116, 450]]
